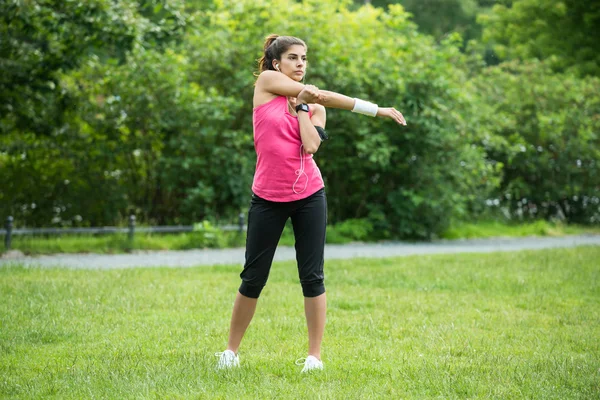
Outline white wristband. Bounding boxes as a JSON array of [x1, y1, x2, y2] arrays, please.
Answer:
[[352, 98, 378, 117]]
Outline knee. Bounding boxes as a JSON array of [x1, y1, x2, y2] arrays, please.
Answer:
[[239, 281, 265, 299], [240, 262, 271, 299], [301, 279, 325, 297]]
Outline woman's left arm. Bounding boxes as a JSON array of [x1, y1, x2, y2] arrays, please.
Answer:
[[298, 105, 323, 154], [311, 103, 326, 129], [297, 86, 326, 154]]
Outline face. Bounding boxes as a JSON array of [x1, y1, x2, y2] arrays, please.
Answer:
[[274, 44, 307, 82]]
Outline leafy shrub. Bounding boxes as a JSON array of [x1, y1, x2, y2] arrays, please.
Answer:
[[326, 219, 374, 243], [192, 221, 227, 248], [471, 60, 600, 224]]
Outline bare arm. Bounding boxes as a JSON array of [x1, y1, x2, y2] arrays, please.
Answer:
[[316, 90, 355, 110], [317, 90, 406, 126], [311, 103, 326, 129], [257, 71, 406, 125], [298, 112, 320, 154], [296, 86, 326, 154], [256, 70, 305, 98], [256, 71, 347, 102]]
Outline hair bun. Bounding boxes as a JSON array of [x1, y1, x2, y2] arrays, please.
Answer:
[[263, 34, 279, 52]]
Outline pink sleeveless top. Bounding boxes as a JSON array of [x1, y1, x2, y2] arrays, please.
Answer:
[[252, 96, 324, 202]]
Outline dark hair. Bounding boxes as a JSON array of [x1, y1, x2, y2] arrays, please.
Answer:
[[256, 34, 307, 75]]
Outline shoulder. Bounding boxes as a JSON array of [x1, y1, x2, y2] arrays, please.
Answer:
[[254, 71, 281, 107], [255, 70, 280, 86]]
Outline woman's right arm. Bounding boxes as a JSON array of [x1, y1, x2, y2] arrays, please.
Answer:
[[317, 91, 406, 126], [257, 71, 406, 125], [256, 71, 348, 104], [256, 70, 306, 98]]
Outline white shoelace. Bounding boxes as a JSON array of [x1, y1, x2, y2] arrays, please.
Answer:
[[215, 351, 237, 359], [295, 356, 323, 372]]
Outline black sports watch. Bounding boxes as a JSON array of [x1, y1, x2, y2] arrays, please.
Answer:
[[295, 103, 310, 113]]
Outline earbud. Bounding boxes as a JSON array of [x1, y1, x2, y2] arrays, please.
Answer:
[[275, 64, 280, 71]]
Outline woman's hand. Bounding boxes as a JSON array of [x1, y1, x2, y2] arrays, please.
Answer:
[[377, 107, 407, 126], [297, 85, 322, 104]]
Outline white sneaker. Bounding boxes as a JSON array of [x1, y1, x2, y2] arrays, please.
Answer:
[[296, 355, 324, 373], [215, 350, 240, 370]]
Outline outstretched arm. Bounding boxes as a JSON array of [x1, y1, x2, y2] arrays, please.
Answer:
[[317, 90, 406, 126], [256, 71, 406, 126]]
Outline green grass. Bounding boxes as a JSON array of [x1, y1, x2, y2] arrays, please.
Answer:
[[1, 246, 599, 399], [1, 231, 248, 256], [441, 220, 600, 240], [1, 221, 345, 255], [4, 220, 599, 256]]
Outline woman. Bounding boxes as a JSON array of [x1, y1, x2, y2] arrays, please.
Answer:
[[217, 34, 406, 373]]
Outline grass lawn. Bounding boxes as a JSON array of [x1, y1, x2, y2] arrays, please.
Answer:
[[3, 220, 600, 256], [0, 231, 248, 256], [1, 246, 599, 399], [440, 220, 600, 240]]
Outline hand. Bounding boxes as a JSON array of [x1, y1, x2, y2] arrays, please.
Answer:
[[377, 107, 407, 126], [297, 85, 322, 104]]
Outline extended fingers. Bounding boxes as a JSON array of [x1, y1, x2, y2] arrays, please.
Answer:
[[398, 112, 407, 126], [392, 108, 407, 125]]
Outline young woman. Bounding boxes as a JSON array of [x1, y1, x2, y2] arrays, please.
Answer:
[[216, 34, 406, 373]]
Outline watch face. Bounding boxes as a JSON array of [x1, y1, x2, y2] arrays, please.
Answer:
[[296, 103, 309, 113]]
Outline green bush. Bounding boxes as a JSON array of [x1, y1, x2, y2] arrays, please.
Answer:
[[192, 221, 228, 248], [471, 60, 600, 224], [326, 218, 374, 243]]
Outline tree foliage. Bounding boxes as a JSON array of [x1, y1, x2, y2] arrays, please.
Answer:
[[0, 0, 187, 137], [472, 60, 600, 222], [1, 0, 598, 238], [479, 0, 600, 77], [356, 0, 496, 44]]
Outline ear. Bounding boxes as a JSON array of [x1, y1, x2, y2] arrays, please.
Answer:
[[272, 60, 279, 71]]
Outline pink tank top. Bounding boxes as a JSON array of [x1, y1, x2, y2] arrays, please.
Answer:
[[252, 96, 325, 202]]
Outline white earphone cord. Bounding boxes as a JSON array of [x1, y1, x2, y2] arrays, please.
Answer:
[[293, 145, 308, 194]]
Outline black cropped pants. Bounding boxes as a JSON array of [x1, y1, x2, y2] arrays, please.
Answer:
[[239, 188, 327, 298]]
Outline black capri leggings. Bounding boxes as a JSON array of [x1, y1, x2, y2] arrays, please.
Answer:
[[239, 188, 327, 299]]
